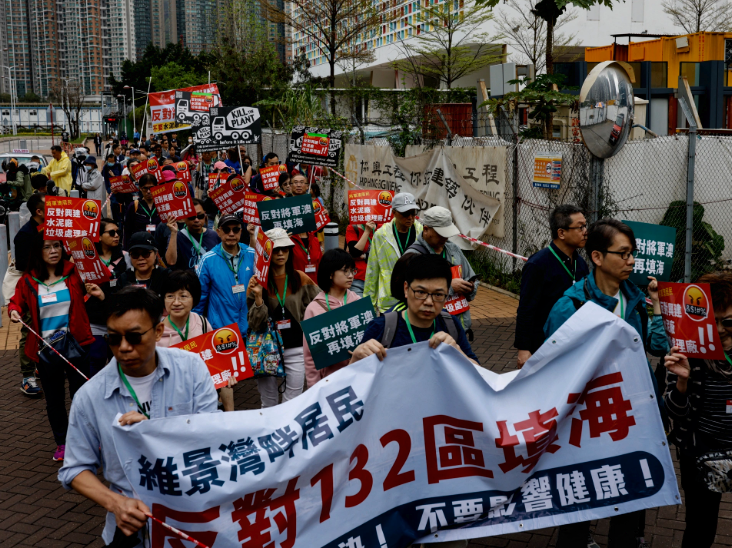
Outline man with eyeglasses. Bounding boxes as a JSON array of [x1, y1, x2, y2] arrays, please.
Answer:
[[165, 198, 220, 270], [123, 174, 161, 249], [544, 218, 667, 548], [515, 204, 590, 369], [58, 286, 219, 547], [364, 192, 423, 313], [194, 214, 256, 334]]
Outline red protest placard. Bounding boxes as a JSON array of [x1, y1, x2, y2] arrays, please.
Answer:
[[151, 181, 195, 221], [208, 172, 224, 193], [174, 161, 192, 183], [241, 192, 269, 225], [172, 323, 253, 389], [348, 189, 394, 225], [131, 156, 163, 182], [658, 282, 725, 359], [44, 197, 101, 241], [254, 229, 273, 285], [312, 199, 330, 231], [109, 175, 138, 194], [302, 132, 329, 156], [66, 237, 111, 284], [209, 175, 249, 215], [444, 265, 470, 315], [259, 165, 286, 191]]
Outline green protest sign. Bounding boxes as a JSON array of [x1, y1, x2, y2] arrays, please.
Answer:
[[622, 220, 677, 285], [301, 297, 376, 370], [257, 194, 317, 233]]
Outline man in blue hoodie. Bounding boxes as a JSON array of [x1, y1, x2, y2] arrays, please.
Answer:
[[544, 218, 666, 548], [194, 214, 255, 333]]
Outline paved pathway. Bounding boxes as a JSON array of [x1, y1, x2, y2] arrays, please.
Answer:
[[0, 287, 730, 547]]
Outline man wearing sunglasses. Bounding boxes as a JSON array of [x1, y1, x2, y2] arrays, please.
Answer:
[[59, 287, 218, 546], [544, 218, 667, 548], [364, 192, 423, 313], [194, 214, 256, 335], [165, 198, 220, 270]]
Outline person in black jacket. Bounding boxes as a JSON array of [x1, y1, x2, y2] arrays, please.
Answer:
[[118, 231, 170, 297], [514, 204, 589, 368]]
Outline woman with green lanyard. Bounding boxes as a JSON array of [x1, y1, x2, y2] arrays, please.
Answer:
[[345, 219, 376, 297], [247, 228, 320, 408], [9, 238, 95, 462], [303, 249, 361, 388]]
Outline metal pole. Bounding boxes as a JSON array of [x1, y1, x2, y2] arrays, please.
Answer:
[[132, 87, 136, 139], [0, 224, 8, 309], [8, 211, 20, 260], [685, 125, 697, 283], [589, 155, 604, 223], [512, 137, 519, 271]]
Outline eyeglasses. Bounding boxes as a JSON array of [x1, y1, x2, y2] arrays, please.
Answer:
[[103, 229, 119, 237], [187, 213, 206, 221], [605, 249, 635, 261], [164, 293, 192, 301], [140, 186, 154, 192], [398, 210, 417, 218], [221, 225, 241, 234], [42, 243, 62, 252], [720, 318, 732, 328], [408, 285, 447, 303], [106, 326, 154, 347], [564, 224, 588, 232], [339, 268, 358, 277], [130, 249, 154, 260]]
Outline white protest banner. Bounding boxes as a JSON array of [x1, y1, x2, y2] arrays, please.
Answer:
[[344, 145, 500, 241], [405, 144, 506, 238], [149, 84, 221, 135], [111, 303, 677, 547]]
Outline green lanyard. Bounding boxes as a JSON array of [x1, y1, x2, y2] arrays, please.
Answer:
[[393, 223, 413, 256], [325, 291, 347, 312], [168, 315, 190, 342], [616, 293, 625, 318], [33, 274, 70, 289], [100, 256, 112, 267], [548, 246, 576, 282], [275, 274, 288, 316], [225, 252, 243, 283], [296, 239, 311, 262], [117, 363, 150, 419], [725, 352, 732, 367], [359, 225, 373, 248], [404, 310, 435, 344], [184, 228, 205, 257], [139, 201, 157, 222]]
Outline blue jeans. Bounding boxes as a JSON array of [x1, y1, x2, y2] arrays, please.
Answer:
[[351, 279, 365, 297]]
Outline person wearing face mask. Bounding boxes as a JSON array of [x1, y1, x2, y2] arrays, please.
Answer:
[[165, 198, 220, 270], [80, 156, 105, 202], [124, 174, 161, 248], [118, 232, 170, 297]]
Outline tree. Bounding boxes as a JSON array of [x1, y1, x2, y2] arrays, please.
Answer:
[[19, 91, 43, 103], [149, 62, 208, 93], [51, 79, 87, 139], [662, 0, 732, 33], [495, 0, 578, 74], [262, 0, 381, 115], [393, 1, 503, 90]]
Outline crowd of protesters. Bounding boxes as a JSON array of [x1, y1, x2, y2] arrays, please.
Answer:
[[2, 131, 731, 548]]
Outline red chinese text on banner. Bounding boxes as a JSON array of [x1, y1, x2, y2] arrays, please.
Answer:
[[172, 324, 253, 389], [175, 161, 192, 183], [131, 157, 163, 182], [66, 238, 111, 284], [254, 229, 273, 285], [109, 175, 138, 194], [312, 200, 330, 231], [241, 193, 268, 225], [347, 189, 395, 225], [208, 173, 224, 193], [209, 176, 249, 215], [151, 181, 196, 221], [658, 282, 725, 360], [259, 165, 286, 191], [302, 133, 329, 156], [444, 265, 470, 315], [44, 197, 101, 241]]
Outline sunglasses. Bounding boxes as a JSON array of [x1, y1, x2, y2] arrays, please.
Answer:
[[130, 249, 153, 260], [106, 326, 154, 346], [187, 213, 206, 221], [104, 229, 119, 237], [721, 318, 732, 328], [221, 225, 241, 234]]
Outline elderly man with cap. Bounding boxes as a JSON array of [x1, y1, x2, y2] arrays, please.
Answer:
[[404, 206, 478, 335], [194, 214, 256, 334], [364, 192, 422, 313]]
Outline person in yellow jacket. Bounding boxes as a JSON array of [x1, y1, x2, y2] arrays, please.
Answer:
[[42, 146, 73, 194]]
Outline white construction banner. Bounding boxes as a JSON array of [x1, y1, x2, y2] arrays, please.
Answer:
[[111, 303, 678, 548], [344, 145, 501, 241]]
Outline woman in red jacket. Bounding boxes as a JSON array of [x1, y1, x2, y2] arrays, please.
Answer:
[[9, 238, 94, 462]]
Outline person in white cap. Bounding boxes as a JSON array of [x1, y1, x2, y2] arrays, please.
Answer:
[[404, 206, 478, 336], [247, 227, 320, 407], [364, 192, 422, 313]]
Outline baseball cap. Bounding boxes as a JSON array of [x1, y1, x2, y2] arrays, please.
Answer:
[[128, 231, 157, 251], [265, 227, 295, 249], [219, 214, 241, 227], [420, 206, 460, 238], [161, 169, 177, 182], [214, 161, 229, 170], [130, 149, 141, 155], [391, 192, 418, 213], [83, 155, 97, 165]]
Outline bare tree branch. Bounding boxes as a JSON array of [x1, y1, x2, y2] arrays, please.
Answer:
[[662, 0, 732, 32]]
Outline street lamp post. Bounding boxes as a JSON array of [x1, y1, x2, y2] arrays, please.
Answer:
[[123, 85, 136, 141], [117, 94, 126, 139]]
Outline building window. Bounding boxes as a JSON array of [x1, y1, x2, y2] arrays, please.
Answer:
[[725, 39, 732, 86], [650, 62, 667, 88], [680, 62, 700, 86]]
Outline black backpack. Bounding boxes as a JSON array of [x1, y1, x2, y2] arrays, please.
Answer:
[[380, 310, 458, 349]]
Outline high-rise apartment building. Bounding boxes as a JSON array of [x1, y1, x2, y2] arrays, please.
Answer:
[[176, 0, 222, 54], [0, 0, 37, 97], [151, 0, 177, 47]]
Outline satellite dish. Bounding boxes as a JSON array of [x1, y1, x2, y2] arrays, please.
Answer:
[[579, 61, 635, 159]]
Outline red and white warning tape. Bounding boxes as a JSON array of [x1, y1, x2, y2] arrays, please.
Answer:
[[17, 319, 89, 381], [146, 513, 211, 548]]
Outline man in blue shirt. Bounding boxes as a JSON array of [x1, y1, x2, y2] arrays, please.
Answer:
[[194, 214, 256, 333], [165, 198, 220, 270], [58, 287, 218, 546], [514, 204, 589, 368]]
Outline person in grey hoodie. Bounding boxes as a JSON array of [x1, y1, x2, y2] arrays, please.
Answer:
[[81, 156, 106, 202]]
